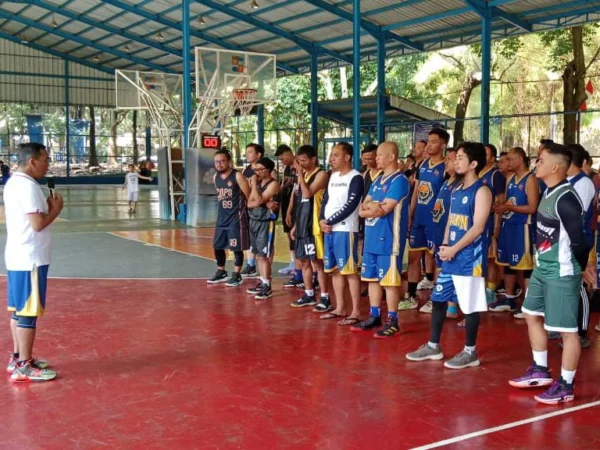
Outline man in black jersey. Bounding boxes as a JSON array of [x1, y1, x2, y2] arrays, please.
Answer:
[[246, 157, 280, 300], [241, 143, 265, 278], [275, 144, 299, 277], [208, 149, 250, 286]]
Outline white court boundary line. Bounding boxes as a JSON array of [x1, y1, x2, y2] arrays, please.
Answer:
[[412, 400, 600, 449], [0, 274, 209, 281], [107, 232, 214, 262]]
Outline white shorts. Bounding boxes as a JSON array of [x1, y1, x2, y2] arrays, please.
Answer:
[[127, 191, 139, 202], [431, 273, 487, 314]]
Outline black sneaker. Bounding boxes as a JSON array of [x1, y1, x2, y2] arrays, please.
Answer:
[[207, 269, 228, 284], [374, 318, 400, 339], [313, 296, 332, 312], [255, 284, 273, 300], [283, 277, 303, 289], [225, 272, 243, 287], [361, 289, 369, 297], [246, 281, 263, 295], [290, 294, 317, 308], [351, 316, 382, 332], [240, 265, 258, 278]]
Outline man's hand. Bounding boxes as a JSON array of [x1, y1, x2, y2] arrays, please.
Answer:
[[438, 245, 457, 261], [583, 263, 596, 288], [47, 193, 64, 214], [266, 200, 279, 211], [290, 226, 296, 240], [495, 203, 510, 214], [293, 159, 304, 177], [285, 211, 293, 228], [319, 219, 332, 234]]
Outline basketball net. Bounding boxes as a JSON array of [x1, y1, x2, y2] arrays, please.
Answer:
[[231, 88, 258, 116]]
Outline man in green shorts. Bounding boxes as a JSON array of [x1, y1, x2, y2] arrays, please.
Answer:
[[509, 143, 588, 405]]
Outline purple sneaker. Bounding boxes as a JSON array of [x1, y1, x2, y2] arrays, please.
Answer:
[[534, 378, 574, 405], [509, 363, 553, 388]]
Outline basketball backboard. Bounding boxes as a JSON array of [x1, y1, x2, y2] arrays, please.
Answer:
[[194, 47, 277, 104], [116, 70, 183, 112]]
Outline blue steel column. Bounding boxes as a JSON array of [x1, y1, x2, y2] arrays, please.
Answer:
[[310, 50, 319, 149], [257, 105, 265, 146], [480, 3, 492, 144], [352, 0, 361, 168], [376, 33, 386, 144], [65, 59, 70, 177], [182, 0, 192, 150]]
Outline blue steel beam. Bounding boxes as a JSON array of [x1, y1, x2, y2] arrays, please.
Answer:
[[0, 28, 113, 74], [480, 2, 492, 143], [0, 9, 171, 72], [376, 33, 386, 143], [194, 0, 352, 64], [183, 0, 192, 150], [310, 50, 319, 149], [463, 0, 531, 31], [99, 0, 298, 73], [353, 0, 361, 168], [30, 0, 97, 46], [301, 0, 422, 51]]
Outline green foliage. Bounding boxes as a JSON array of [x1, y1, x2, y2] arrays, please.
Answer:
[[540, 23, 599, 72]]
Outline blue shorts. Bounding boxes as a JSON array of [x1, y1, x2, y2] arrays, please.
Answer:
[[409, 223, 435, 253], [7, 265, 49, 317], [324, 231, 360, 275], [496, 223, 534, 270], [361, 252, 402, 287]]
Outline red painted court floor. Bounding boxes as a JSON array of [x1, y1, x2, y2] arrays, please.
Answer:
[[1, 277, 599, 449]]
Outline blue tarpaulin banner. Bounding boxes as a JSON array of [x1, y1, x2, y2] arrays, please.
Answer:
[[26, 114, 43, 145]]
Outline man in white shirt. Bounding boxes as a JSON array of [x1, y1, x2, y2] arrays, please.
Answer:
[[565, 144, 596, 349], [318, 142, 364, 323], [123, 163, 152, 214], [5, 143, 63, 382]]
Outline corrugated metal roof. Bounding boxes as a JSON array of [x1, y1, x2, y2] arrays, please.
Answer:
[[0, 0, 597, 77]]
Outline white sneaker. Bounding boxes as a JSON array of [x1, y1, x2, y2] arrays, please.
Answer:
[[417, 277, 434, 290], [419, 300, 433, 314], [398, 295, 419, 311], [278, 263, 295, 275]]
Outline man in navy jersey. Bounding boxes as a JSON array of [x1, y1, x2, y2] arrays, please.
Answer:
[[208, 149, 250, 287], [352, 142, 409, 338], [406, 142, 491, 369]]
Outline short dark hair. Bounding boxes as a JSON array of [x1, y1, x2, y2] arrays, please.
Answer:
[[509, 146, 530, 167], [337, 142, 354, 159], [297, 144, 317, 159], [362, 144, 377, 154], [485, 143, 498, 159], [540, 139, 554, 146], [17, 142, 46, 167], [446, 147, 457, 155], [275, 144, 292, 157], [406, 154, 415, 162], [246, 143, 265, 157], [256, 157, 275, 172], [583, 150, 592, 165], [457, 141, 486, 174], [429, 128, 450, 144], [499, 151, 508, 157], [214, 149, 232, 161], [543, 143, 572, 168], [566, 143, 586, 168], [418, 139, 427, 145]]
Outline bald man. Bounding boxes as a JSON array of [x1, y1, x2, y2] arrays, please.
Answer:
[[353, 142, 410, 338]]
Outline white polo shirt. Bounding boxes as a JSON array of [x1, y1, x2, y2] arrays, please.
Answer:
[[3, 172, 52, 271]]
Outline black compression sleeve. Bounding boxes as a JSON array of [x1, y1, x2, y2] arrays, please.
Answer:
[[326, 175, 365, 226], [319, 188, 329, 221], [556, 191, 588, 270]]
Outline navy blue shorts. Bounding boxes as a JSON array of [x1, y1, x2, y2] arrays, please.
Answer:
[[213, 225, 249, 252]]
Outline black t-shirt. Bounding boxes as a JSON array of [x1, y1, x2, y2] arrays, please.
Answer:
[[243, 165, 255, 178], [139, 167, 151, 184], [280, 165, 297, 204]]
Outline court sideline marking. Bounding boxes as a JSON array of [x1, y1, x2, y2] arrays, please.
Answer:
[[412, 400, 600, 449]]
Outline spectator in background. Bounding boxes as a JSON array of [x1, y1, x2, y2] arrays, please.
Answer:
[[0, 160, 11, 185], [139, 159, 153, 185]]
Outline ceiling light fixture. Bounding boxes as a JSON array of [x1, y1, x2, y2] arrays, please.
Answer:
[[20, 35, 28, 44], [156, 31, 164, 41], [197, 15, 206, 25], [124, 44, 131, 52], [92, 55, 100, 63], [249, 0, 259, 9], [51, 14, 59, 28]]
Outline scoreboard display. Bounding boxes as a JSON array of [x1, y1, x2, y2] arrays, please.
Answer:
[[202, 134, 221, 149]]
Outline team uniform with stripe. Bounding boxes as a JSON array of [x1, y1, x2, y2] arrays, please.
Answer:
[[432, 179, 491, 314], [497, 172, 534, 270], [410, 159, 446, 252], [361, 171, 409, 286], [249, 179, 278, 258], [321, 170, 364, 275], [432, 177, 458, 267], [295, 168, 325, 260], [479, 165, 505, 259], [213, 170, 250, 252]]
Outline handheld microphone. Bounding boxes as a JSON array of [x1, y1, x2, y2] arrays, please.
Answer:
[[47, 178, 56, 198]]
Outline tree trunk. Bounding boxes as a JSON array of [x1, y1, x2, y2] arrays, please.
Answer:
[[453, 73, 481, 145], [562, 26, 588, 145], [88, 105, 98, 167], [340, 67, 348, 98], [319, 70, 335, 100], [132, 110, 139, 163], [108, 110, 125, 167]]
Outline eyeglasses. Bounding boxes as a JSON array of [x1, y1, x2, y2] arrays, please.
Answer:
[[254, 167, 266, 172]]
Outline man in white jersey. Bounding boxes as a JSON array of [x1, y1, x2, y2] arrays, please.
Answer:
[[123, 164, 152, 214], [318, 143, 364, 323]]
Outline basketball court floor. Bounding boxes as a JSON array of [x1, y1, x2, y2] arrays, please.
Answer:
[[0, 186, 598, 449]]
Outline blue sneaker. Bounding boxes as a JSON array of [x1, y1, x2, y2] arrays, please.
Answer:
[[534, 378, 575, 405]]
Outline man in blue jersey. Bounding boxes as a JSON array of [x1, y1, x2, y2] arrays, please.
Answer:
[[492, 147, 539, 316], [480, 144, 506, 304], [406, 142, 492, 369], [352, 142, 409, 338], [403, 128, 449, 311]]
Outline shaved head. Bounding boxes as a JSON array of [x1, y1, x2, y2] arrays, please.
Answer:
[[376, 141, 399, 171]]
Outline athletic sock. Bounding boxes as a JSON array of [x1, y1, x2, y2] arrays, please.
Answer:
[[464, 345, 476, 355], [248, 258, 256, 267], [13, 353, 19, 360], [294, 269, 302, 281], [408, 282, 418, 297], [320, 293, 329, 299], [561, 368, 576, 384], [425, 272, 434, 282], [370, 306, 381, 318], [388, 311, 398, 322], [533, 350, 548, 368], [486, 281, 497, 291], [263, 278, 270, 287], [305, 289, 314, 297], [428, 341, 440, 350]]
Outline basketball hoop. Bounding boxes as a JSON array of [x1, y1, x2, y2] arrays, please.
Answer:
[[232, 88, 258, 116]]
